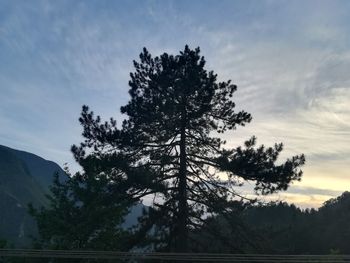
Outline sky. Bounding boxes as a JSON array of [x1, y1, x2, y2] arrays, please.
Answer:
[[0, 0, 349, 208]]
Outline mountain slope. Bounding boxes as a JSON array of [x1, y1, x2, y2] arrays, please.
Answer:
[[0, 145, 65, 246], [0, 145, 66, 190]]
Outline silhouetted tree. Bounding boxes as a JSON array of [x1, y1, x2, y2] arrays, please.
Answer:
[[71, 45, 305, 252], [29, 157, 140, 251]]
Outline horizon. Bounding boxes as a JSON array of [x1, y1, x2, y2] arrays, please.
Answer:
[[0, 0, 349, 208]]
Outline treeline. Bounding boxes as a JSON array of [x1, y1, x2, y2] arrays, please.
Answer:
[[241, 192, 350, 254], [4, 193, 350, 255], [176, 192, 350, 255]]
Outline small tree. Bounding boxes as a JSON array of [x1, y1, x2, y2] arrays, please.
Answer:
[[70, 45, 305, 252], [29, 155, 140, 250]]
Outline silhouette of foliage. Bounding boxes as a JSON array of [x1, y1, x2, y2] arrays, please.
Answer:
[[72, 45, 305, 252], [235, 193, 350, 254], [29, 164, 134, 251]]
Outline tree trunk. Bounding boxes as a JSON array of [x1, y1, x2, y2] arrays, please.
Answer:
[[176, 113, 188, 252]]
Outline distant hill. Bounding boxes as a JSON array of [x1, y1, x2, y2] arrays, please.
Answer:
[[0, 145, 66, 246], [0, 145, 145, 247], [191, 192, 350, 254], [3, 146, 66, 190], [242, 192, 350, 254]]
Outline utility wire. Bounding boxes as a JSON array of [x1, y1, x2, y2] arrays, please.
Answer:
[[1, 249, 349, 262]]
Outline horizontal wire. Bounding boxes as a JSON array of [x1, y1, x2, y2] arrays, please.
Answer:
[[1, 249, 350, 262]]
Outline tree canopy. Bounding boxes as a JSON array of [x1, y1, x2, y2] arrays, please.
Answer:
[[71, 45, 305, 252]]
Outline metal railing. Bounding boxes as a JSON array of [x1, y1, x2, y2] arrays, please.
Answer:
[[1, 249, 350, 262]]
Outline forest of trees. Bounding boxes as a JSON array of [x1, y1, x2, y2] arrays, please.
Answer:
[[28, 46, 311, 254], [243, 192, 350, 254]]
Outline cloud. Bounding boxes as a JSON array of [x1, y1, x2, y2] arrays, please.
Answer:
[[284, 186, 342, 197], [0, 0, 349, 207]]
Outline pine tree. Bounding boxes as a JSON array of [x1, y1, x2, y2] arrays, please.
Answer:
[[29, 154, 139, 251], [73, 45, 305, 252]]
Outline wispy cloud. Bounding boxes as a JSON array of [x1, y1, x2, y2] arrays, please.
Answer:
[[0, 0, 349, 207]]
